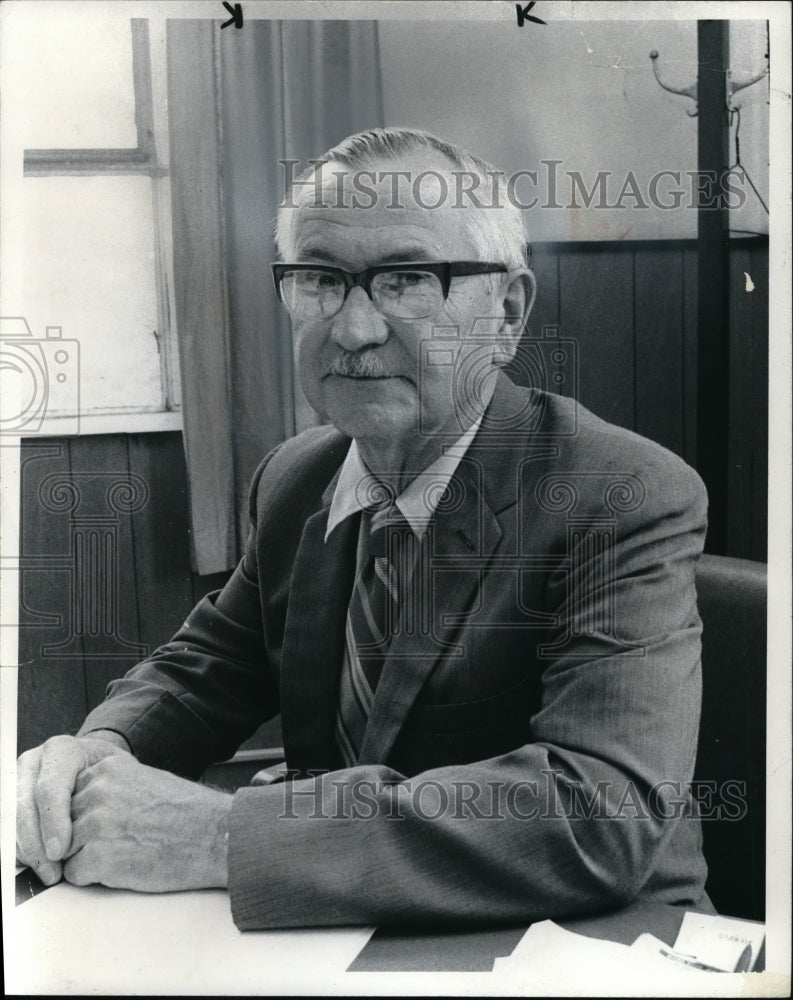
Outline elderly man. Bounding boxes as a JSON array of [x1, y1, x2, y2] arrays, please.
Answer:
[[17, 128, 711, 929]]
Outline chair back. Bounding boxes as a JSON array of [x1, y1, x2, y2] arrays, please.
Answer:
[[694, 553, 767, 920]]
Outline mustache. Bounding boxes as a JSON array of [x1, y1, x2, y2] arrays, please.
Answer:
[[328, 351, 392, 378]]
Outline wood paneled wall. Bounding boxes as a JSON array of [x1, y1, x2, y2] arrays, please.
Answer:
[[514, 238, 767, 560], [16, 433, 236, 753], [16, 238, 768, 753]]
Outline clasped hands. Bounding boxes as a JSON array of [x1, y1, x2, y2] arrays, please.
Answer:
[[16, 734, 232, 892]]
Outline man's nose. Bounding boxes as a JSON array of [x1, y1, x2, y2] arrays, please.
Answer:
[[330, 286, 389, 352]]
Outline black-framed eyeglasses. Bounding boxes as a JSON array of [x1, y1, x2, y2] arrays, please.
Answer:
[[271, 261, 508, 320]]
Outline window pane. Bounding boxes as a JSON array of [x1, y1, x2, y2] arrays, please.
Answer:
[[3, 11, 137, 149], [2, 176, 164, 415]]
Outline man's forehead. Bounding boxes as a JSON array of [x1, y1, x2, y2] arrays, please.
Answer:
[[292, 209, 472, 265], [291, 156, 475, 262]]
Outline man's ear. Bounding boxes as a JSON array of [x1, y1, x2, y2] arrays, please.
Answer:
[[497, 269, 536, 363]]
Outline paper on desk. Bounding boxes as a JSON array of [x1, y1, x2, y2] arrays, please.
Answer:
[[493, 920, 748, 996], [495, 920, 676, 975], [674, 911, 766, 971]]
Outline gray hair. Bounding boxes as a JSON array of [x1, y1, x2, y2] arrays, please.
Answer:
[[275, 127, 529, 270]]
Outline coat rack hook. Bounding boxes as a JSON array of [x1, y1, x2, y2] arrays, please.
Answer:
[[649, 50, 698, 117], [727, 65, 769, 111]]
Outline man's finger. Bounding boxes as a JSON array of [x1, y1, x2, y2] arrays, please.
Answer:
[[17, 753, 64, 885], [18, 850, 63, 887], [63, 843, 102, 888], [16, 749, 54, 882], [34, 738, 87, 860], [73, 761, 102, 796], [62, 848, 90, 887], [16, 748, 42, 857]]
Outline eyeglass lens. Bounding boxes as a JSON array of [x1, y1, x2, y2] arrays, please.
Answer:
[[279, 269, 444, 319]]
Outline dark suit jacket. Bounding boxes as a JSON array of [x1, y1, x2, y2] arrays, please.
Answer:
[[80, 375, 710, 929]]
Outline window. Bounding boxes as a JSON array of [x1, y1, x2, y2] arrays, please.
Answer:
[[1, 15, 180, 434]]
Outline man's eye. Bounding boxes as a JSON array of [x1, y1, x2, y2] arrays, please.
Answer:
[[303, 272, 339, 289], [294, 271, 340, 292], [381, 272, 431, 291]]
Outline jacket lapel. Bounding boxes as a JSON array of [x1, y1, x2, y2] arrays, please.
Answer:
[[279, 492, 359, 776]]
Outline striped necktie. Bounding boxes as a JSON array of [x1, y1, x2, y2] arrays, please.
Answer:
[[335, 504, 415, 766]]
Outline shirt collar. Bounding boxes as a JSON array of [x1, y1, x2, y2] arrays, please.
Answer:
[[325, 418, 483, 541]]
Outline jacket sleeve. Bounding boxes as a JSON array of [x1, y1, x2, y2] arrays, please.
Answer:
[[77, 451, 279, 779], [226, 451, 709, 929]]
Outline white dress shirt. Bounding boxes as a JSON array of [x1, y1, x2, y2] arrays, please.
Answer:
[[325, 418, 483, 542]]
